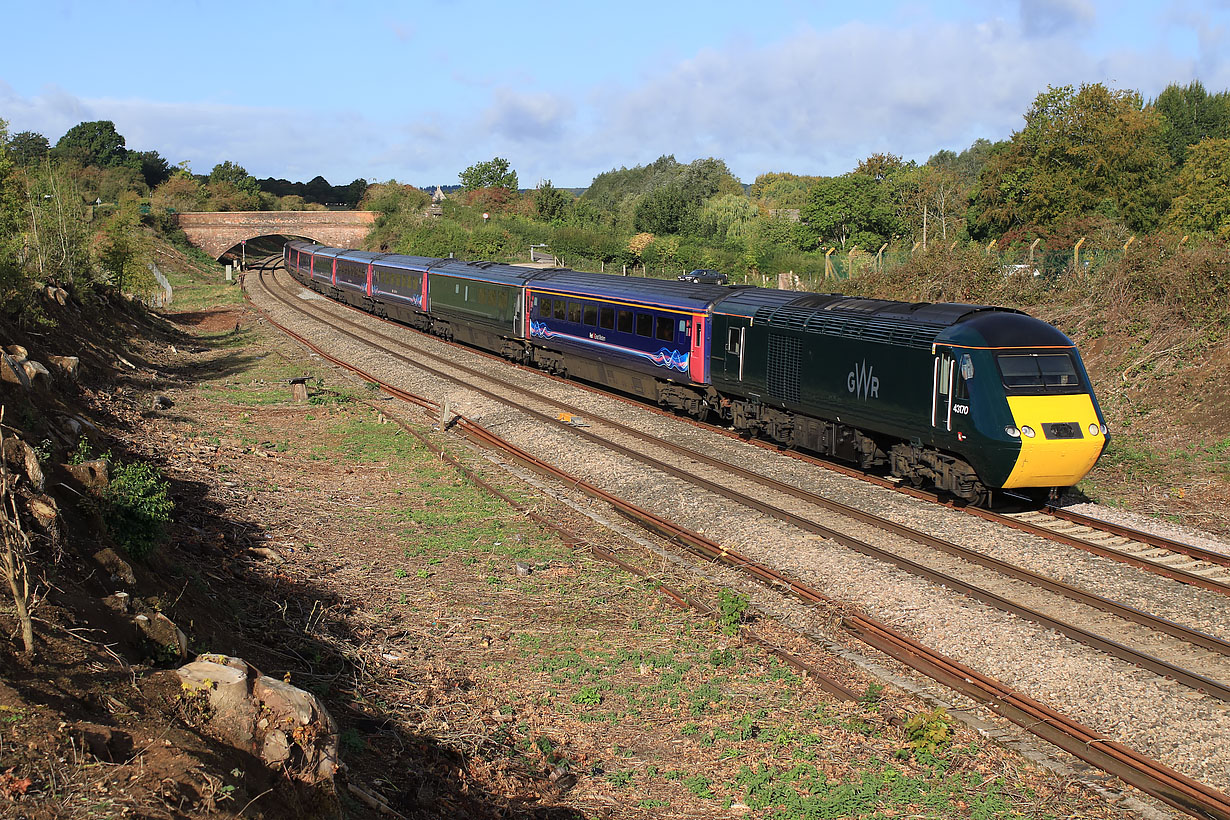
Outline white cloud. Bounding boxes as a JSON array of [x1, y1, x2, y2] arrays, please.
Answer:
[[1018, 0, 1095, 38]]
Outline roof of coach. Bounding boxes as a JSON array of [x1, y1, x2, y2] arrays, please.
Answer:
[[370, 253, 439, 271], [716, 289, 1024, 350], [528, 269, 741, 311], [425, 258, 540, 287]]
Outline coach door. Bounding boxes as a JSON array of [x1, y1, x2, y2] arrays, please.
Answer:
[[726, 325, 745, 381], [689, 314, 708, 383], [931, 353, 955, 431]]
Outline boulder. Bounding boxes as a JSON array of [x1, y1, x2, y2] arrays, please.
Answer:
[[135, 612, 189, 661], [47, 356, 79, 381], [93, 547, 136, 586], [2, 437, 45, 492], [151, 395, 174, 411], [0, 353, 30, 389], [5, 345, 27, 361], [65, 459, 109, 491], [21, 360, 51, 388]]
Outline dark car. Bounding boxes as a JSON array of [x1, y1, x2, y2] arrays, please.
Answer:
[[678, 269, 728, 285]]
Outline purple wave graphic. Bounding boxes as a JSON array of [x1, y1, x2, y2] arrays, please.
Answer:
[[530, 321, 688, 372]]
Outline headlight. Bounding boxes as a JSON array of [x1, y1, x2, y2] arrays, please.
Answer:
[[1100, 424, 1107, 435], [1004, 426, 1020, 438], [1021, 426, 1036, 438], [1088, 423, 1100, 436]]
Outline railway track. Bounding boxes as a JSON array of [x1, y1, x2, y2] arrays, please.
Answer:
[[244, 257, 1230, 820], [254, 263, 1230, 689]]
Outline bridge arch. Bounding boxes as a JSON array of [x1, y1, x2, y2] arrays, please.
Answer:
[[176, 211, 377, 260]]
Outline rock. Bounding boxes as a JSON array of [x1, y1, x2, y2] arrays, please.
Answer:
[[46, 355, 79, 381], [2, 437, 45, 492], [93, 547, 136, 586], [0, 353, 30, 389], [151, 395, 174, 410], [514, 562, 533, 576], [53, 287, 68, 306], [135, 612, 189, 661], [21, 360, 51, 388], [64, 459, 109, 491], [5, 345, 27, 361], [102, 592, 130, 613]]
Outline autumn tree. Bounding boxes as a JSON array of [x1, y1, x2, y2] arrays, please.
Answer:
[[749, 172, 821, 209], [1165, 137, 1230, 239], [95, 192, 147, 293], [459, 157, 518, 193], [968, 83, 1172, 237]]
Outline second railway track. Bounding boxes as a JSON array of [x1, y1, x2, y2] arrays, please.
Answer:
[[248, 259, 1230, 815]]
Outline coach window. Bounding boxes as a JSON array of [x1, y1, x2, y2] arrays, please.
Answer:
[[618, 309, 633, 333], [680, 318, 690, 338], [568, 302, 582, 323], [656, 316, 674, 342], [554, 299, 566, 320], [636, 312, 653, 337], [600, 306, 615, 330], [728, 328, 741, 355], [584, 303, 598, 326]]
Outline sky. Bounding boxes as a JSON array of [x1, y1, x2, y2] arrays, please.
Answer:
[[3, 0, 1230, 189]]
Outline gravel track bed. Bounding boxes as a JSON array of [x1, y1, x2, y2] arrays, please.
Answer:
[[251, 272, 1230, 795]]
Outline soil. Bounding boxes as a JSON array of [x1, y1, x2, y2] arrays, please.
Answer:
[[0, 251, 1221, 818]]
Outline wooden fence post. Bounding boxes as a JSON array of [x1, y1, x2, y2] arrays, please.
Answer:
[[1028, 238, 1040, 272], [824, 247, 836, 280], [1074, 237, 1086, 271]]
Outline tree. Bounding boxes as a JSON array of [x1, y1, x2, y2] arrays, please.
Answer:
[[0, 121, 26, 298], [634, 185, 693, 234], [7, 131, 49, 167], [968, 83, 1172, 237], [152, 174, 205, 213], [1152, 81, 1230, 167], [750, 172, 821, 209], [209, 160, 259, 193], [459, 157, 518, 193], [95, 192, 146, 293], [801, 174, 898, 250], [1165, 137, 1230, 239], [534, 180, 570, 222], [131, 150, 172, 189], [51, 120, 128, 167]]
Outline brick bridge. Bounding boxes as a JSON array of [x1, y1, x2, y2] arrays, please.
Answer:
[[176, 210, 378, 259]]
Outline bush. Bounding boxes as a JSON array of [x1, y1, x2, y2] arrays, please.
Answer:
[[103, 460, 174, 560]]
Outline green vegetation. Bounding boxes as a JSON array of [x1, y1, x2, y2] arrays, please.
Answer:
[[102, 460, 175, 560]]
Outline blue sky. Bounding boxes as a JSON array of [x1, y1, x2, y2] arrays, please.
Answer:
[[3, 0, 1229, 189]]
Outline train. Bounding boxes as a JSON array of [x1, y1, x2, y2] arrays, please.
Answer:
[[283, 239, 1108, 505]]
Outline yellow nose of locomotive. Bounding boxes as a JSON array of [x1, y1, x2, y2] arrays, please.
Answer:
[[1002, 393, 1106, 488]]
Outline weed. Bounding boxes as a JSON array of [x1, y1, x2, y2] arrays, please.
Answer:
[[339, 728, 364, 754], [637, 798, 669, 808], [606, 770, 633, 788], [859, 682, 884, 705], [393, 568, 408, 579], [682, 774, 715, 799], [103, 460, 174, 560], [572, 685, 602, 705], [900, 708, 954, 759], [717, 589, 749, 634]]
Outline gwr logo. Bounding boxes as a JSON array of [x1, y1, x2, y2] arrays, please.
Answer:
[[847, 360, 879, 399]]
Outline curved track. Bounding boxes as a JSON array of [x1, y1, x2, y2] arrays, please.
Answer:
[[242, 259, 1230, 820]]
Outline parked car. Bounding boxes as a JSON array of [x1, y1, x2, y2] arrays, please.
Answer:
[[678, 269, 728, 285]]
